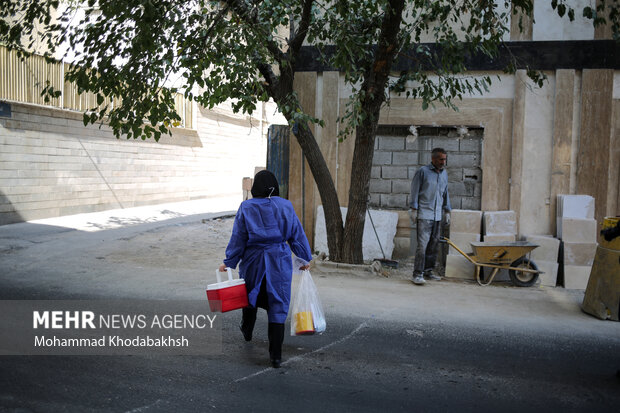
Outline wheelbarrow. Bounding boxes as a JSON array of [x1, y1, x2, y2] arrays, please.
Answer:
[[440, 237, 544, 287]]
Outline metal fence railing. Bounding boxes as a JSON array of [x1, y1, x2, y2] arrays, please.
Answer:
[[0, 46, 193, 129]]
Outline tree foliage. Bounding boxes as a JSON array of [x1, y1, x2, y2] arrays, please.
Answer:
[[1, 0, 618, 263]]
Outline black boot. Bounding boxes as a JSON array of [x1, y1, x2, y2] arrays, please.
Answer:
[[268, 322, 285, 368], [240, 307, 257, 342]]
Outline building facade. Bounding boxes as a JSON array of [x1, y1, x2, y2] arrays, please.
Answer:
[[287, 3, 619, 256]]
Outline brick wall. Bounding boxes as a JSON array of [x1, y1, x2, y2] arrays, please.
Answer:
[[0, 102, 269, 225]]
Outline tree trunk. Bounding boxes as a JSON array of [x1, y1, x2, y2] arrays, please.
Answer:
[[341, 0, 406, 264], [257, 51, 345, 261], [341, 121, 380, 263], [258, 0, 404, 264], [291, 124, 344, 262]]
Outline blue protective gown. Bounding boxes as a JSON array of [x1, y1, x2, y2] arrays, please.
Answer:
[[223, 196, 313, 323]]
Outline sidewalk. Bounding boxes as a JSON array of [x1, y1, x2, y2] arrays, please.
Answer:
[[1, 199, 617, 340], [0, 196, 239, 235]]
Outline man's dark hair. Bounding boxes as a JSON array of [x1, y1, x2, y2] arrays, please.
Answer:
[[431, 147, 446, 156]]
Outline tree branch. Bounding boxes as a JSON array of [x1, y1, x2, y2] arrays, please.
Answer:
[[364, 0, 406, 101], [289, 0, 314, 56], [223, 0, 286, 62], [254, 54, 279, 96]]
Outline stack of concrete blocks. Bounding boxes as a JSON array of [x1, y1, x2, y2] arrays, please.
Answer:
[[444, 209, 482, 280], [480, 210, 518, 281], [242, 177, 253, 200], [557, 195, 597, 290], [521, 235, 560, 287]]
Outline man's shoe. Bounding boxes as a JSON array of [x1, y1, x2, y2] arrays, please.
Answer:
[[425, 272, 441, 281], [412, 274, 426, 285], [271, 358, 282, 368]]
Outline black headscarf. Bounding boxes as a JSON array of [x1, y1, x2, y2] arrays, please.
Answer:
[[251, 170, 280, 198]]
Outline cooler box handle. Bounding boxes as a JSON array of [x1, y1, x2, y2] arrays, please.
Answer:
[[215, 267, 234, 284]]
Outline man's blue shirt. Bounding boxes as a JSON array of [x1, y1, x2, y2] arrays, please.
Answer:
[[409, 163, 451, 221]]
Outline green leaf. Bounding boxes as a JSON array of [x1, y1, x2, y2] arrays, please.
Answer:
[[557, 4, 566, 17]]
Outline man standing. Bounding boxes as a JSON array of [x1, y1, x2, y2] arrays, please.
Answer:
[[409, 147, 451, 285]]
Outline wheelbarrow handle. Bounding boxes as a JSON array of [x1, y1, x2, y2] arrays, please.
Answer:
[[441, 237, 478, 265]]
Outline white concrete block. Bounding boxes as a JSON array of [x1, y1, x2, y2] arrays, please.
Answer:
[[481, 267, 510, 282], [535, 260, 559, 287], [523, 234, 560, 262], [558, 218, 597, 242], [242, 177, 253, 191], [563, 265, 592, 290], [557, 194, 595, 219], [450, 209, 483, 234], [314, 205, 398, 261], [392, 237, 410, 259], [483, 210, 517, 235], [447, 232, 480, 255], [563, 242, 597, 266], [482, 233, 516, 243], [445, 254, 476, 280]]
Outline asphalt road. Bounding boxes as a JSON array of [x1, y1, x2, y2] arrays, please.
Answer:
[[1, 281, 619, 413], [1, 209, 619, 412]]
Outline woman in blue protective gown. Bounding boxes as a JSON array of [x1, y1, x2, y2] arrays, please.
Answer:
[[219, 170, 313, 368]]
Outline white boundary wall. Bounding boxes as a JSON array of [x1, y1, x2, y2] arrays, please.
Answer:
[[0, 102, 276, 225]]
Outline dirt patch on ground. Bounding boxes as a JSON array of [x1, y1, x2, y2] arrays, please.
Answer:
[[103, 215, 419, 281], [104, 217, 234, 271]]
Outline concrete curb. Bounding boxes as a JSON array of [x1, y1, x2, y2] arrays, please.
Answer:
[[311, 260, 384, 278]]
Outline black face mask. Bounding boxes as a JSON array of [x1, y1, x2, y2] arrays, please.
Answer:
[[251, 170, 280, 198]]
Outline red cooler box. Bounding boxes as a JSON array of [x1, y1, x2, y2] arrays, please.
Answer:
[[207, 268, 248, 312]]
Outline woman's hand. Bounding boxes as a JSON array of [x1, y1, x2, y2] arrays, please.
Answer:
[[299, 264, 310, 271], [218, 264, 227, 272]]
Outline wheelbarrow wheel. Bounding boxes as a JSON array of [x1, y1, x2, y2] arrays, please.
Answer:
[[508, 258, 539, 287]]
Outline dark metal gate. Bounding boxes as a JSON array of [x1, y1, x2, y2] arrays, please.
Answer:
[[267, 125, 290, 199]]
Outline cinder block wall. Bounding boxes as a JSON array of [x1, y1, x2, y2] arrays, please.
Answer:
[[0, 102, 268, 225], [370, 126, 483, 210]]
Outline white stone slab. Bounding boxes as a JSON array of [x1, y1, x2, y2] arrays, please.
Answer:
[[450, 209, 483, 234], [536, 260, 559, 287], [483, 210, 517, 235], [558, 218, 597, 242], [563, 242, 598, 266], [557, 194, 595, 219], [314, 205, 398, 261], [447, 232, 480, 256], [523, 234, 560, 262], [445, 254, 476, 280], [482, 233, 516, 243], [563, 265, 592, 290]]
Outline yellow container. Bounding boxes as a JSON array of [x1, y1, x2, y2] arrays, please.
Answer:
[[294, 311, 315, 335], [601, 217, 620, 251]]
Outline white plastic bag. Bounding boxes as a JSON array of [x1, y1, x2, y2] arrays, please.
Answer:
[[290, 270, 326, 336], [292, 255, 310, 276]]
